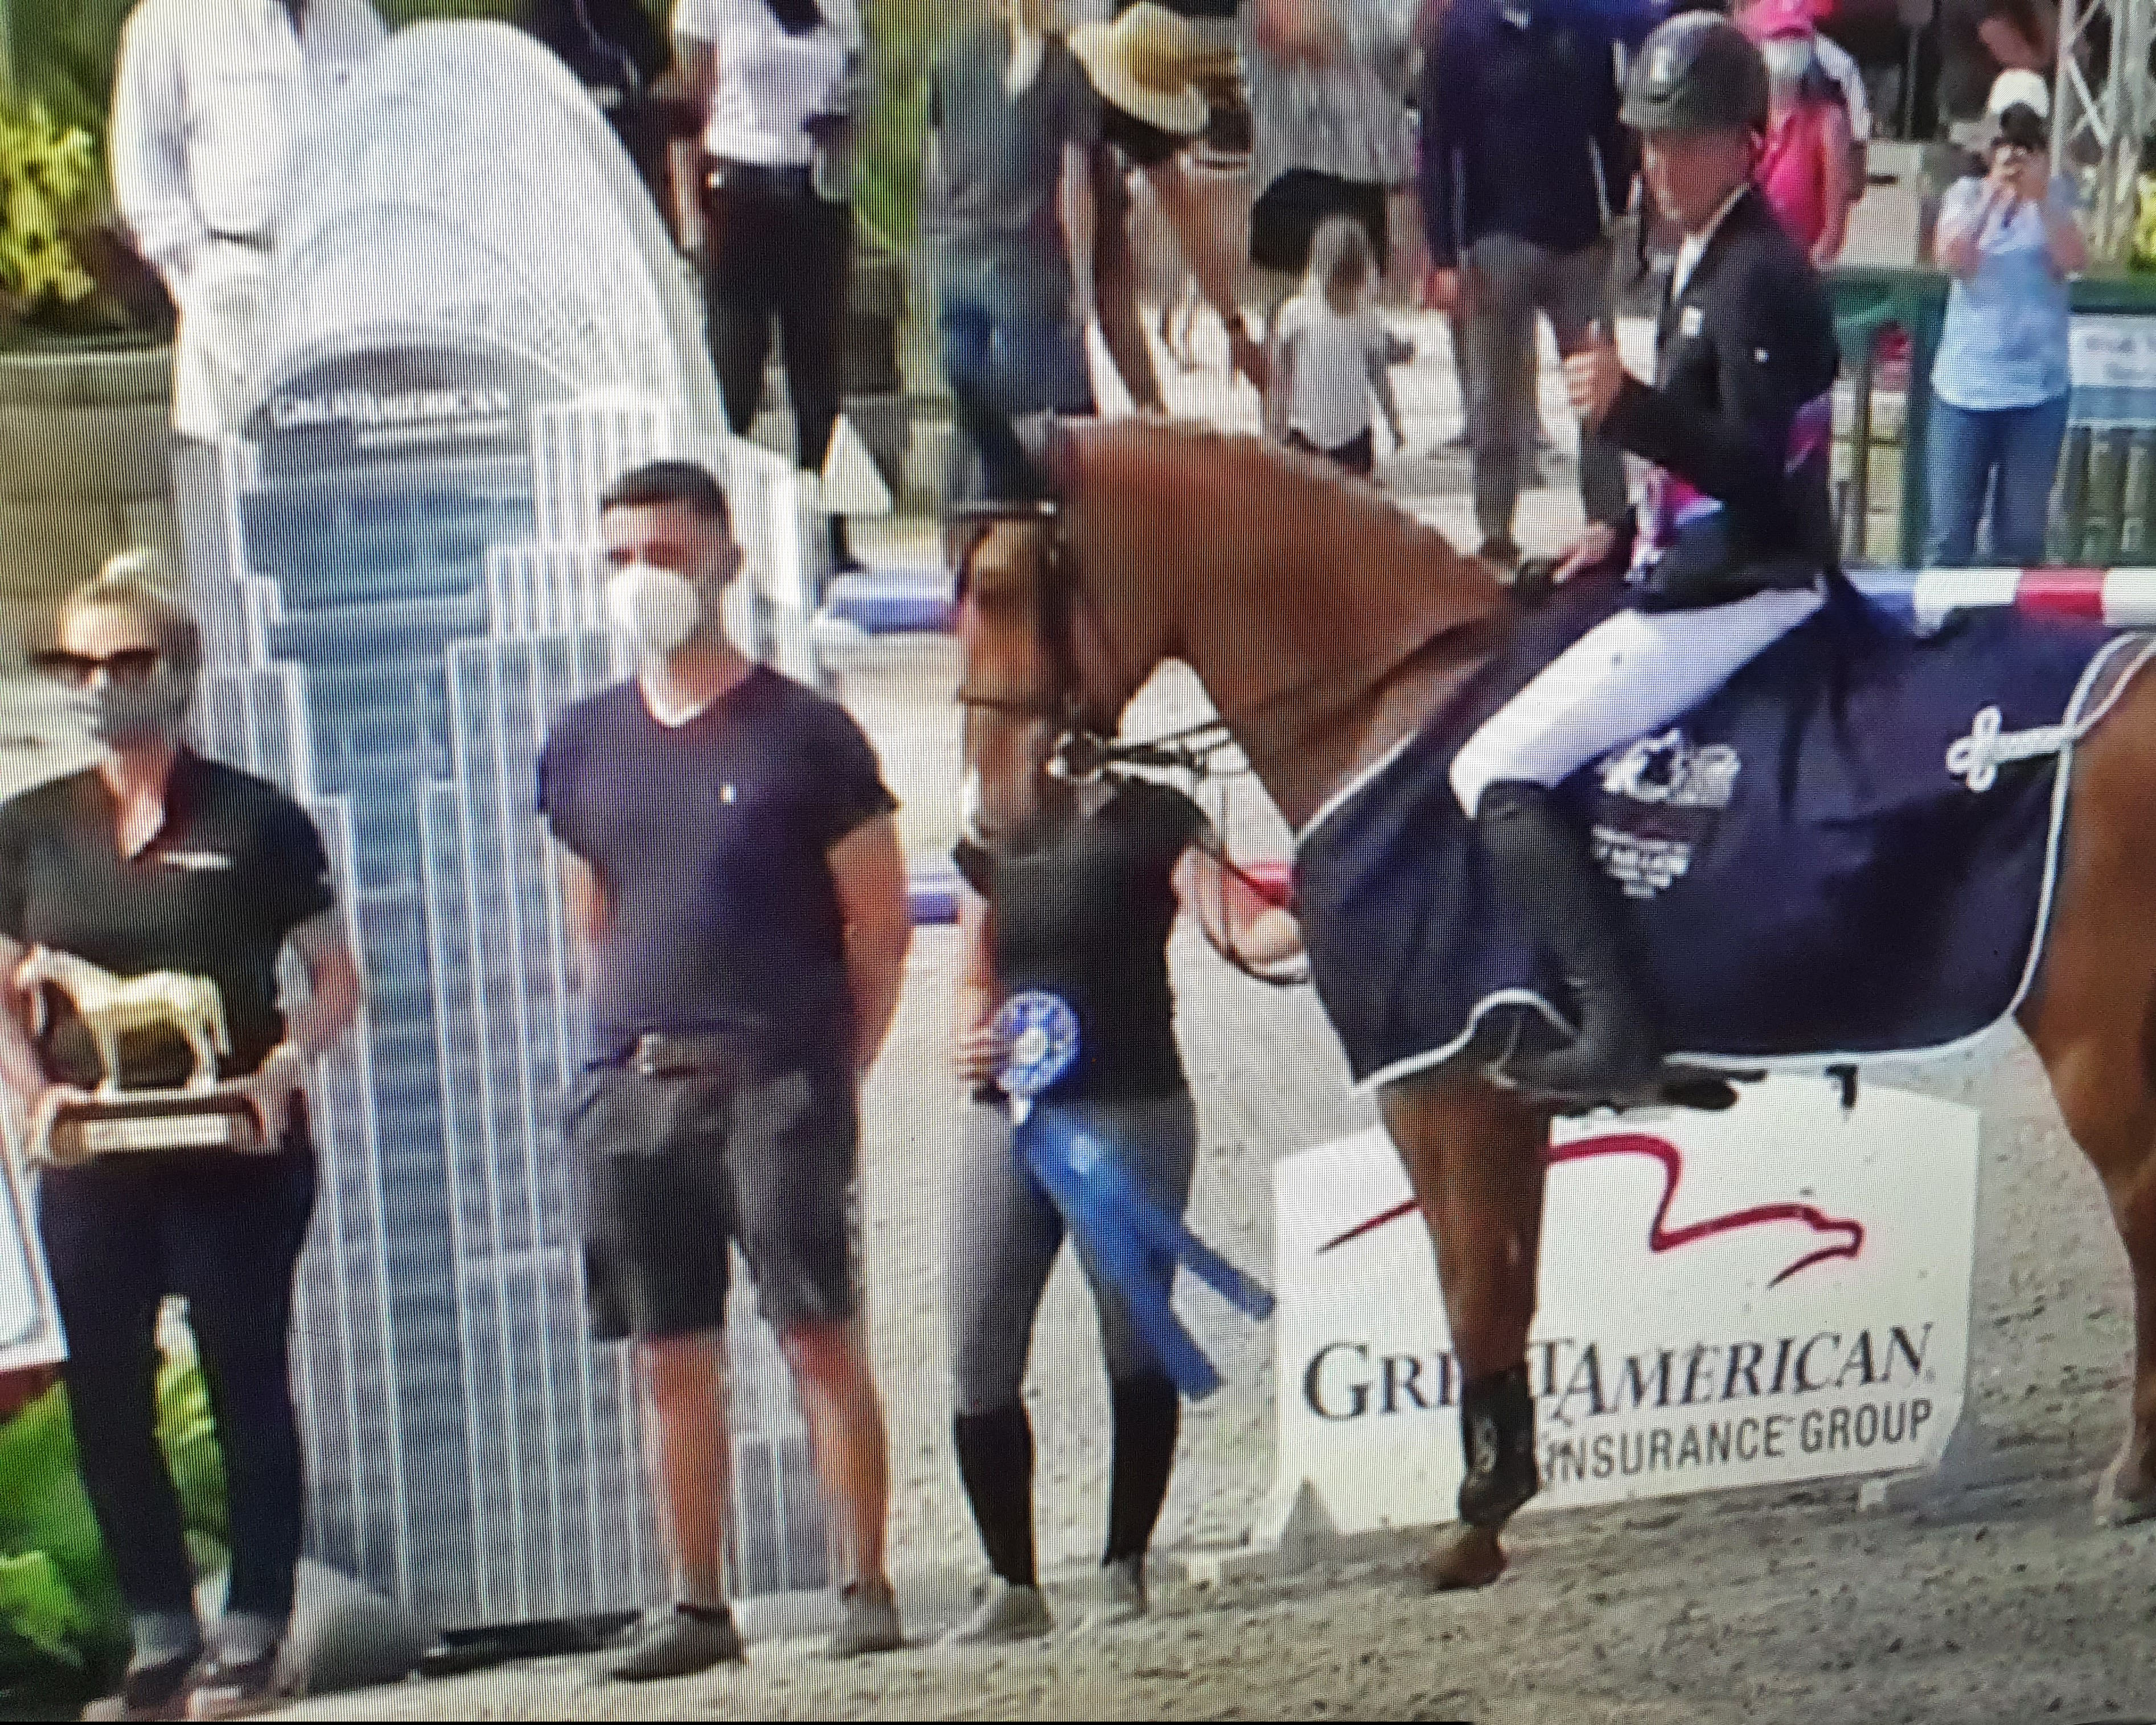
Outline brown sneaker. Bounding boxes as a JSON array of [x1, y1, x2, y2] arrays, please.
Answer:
[[825, 1581, 903, 1658]]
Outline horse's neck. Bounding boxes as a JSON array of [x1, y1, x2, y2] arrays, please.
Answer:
[[35, 951, 120, 994], [1106, 473, 1507, 829]]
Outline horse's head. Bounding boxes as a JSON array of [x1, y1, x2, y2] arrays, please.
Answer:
[[951, 415, 1159, 848], [953, 412, 1513, 841]]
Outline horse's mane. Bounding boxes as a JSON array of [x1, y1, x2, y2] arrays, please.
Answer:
[[1070, 416, 1492, 601]]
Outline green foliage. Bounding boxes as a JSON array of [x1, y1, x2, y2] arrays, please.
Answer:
[[0, 89, 100, 333], [2, 0, 135, 145], [0, 1326, 229, 1684]]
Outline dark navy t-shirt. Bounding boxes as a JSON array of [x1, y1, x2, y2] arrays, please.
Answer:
[[537, 668, 897, 1063]]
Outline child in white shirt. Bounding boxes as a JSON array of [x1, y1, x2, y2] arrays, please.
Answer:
[[1264, 213, 1407, 478]]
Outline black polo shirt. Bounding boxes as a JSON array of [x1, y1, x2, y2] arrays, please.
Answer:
[[955, 778, 1206, 1102], [0, 753, 336, 1089]]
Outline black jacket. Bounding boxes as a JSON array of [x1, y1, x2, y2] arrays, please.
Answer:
[[1603, 186, 1842, 606], [1417, 0, 1634, 268]]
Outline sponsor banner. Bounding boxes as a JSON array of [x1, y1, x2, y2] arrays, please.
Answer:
[[0, 1136, 64, 1373], [2070, 315, 2156, 426], [1272, 1077, 1978, 1532], [243, 344, 566, 478]]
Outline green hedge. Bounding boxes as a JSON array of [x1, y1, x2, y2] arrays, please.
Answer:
[[2, 0, 959, 251]]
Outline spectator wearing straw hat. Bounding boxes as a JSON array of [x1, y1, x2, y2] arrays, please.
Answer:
[[1068, 1, 1271, 404], [1924, 72, 2087, 569]]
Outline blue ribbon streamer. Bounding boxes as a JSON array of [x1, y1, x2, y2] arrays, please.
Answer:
[[1012, 1102, 1276, 1403]]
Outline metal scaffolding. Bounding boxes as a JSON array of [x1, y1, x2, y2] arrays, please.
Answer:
[[2056, 0, 2156, 261]]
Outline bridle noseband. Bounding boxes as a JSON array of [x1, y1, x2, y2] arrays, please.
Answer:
[[950, 496, 1099, 745]]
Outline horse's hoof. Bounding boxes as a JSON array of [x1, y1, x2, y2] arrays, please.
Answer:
[[2095, 1450, 2156, 1528], [1416, 1525, 1508, 1591]]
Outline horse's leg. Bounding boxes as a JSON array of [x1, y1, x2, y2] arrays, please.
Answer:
[[2021, 670, 2156, 1523], [1378, 1070, 1552, 1587]]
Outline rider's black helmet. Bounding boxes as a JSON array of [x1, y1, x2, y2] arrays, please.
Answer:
[[1620, 13, 1770, 135]]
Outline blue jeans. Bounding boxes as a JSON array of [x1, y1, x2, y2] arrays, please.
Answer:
[[938, 301, 1095, 506], [1924, 394, 2071, 568]]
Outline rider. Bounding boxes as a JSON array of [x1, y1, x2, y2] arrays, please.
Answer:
[[1445, 12, 1841, 1106]]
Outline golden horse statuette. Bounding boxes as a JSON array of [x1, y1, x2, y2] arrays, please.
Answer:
[[14, 947, 268, 1166]]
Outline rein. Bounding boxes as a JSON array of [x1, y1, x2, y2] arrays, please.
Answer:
[[952, 498, 1478, 992]]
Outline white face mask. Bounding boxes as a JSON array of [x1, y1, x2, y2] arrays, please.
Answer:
[[605, 561, 701, 658]]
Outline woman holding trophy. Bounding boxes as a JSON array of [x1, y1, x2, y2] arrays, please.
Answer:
[[0, 558, 362, 1721]]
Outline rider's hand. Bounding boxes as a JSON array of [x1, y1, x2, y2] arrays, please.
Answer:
[[1554, 521, 1619, 582], [1424, 267, 1468, 317], [954, 1022, 1007, 1087], [1563, 326, 1625, 429], [237, 1043, 306, 1143]]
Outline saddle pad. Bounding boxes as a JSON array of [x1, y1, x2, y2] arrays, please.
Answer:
[[1293, 581, 2154, 1091]]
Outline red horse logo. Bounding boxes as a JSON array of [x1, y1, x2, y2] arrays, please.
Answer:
[[1317, 1132, 1865, 1289]]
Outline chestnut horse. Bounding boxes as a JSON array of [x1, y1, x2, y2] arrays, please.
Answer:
[[952, 414, 2156, 1587]]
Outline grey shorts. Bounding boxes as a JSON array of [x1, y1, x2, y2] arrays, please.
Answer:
[[569, 1049, 861, 1341]]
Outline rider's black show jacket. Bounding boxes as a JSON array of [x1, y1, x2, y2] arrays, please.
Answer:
[[1601, 184, 1842, 608]]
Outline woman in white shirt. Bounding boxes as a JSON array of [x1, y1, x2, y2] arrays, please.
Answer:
[[672, 0, 866, 567], [1264, 213, 1406, 477]]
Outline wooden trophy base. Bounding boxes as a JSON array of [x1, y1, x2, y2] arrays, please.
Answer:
[[37, 1088, 266, 1168]]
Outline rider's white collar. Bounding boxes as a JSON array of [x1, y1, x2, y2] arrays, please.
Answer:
[[1672, 184, 1749, 303]]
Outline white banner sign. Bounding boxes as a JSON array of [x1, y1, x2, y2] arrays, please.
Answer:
[[0, 1145, 63, 1374], [2071, 315, 2156, 392], [1271, 1078, 1978, 1534]]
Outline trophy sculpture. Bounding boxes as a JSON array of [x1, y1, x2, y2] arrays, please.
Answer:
[[16, 948, 268, 1165]]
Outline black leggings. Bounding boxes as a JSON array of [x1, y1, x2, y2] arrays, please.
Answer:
[[38, 1133, 316, 1622], [703, 179, 852, 472]]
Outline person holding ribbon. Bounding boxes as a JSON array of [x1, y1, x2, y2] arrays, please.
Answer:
[[941, 739, 1300, 1646], [0, 556, 362, 1721]]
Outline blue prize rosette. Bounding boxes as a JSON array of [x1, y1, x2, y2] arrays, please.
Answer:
[[993, 990, 1080, 1116]]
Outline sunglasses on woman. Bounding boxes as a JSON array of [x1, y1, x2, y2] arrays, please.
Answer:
[[31, 647, 162, 685]]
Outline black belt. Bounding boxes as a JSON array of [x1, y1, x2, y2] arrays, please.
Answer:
[[707, 158, 815, 199]]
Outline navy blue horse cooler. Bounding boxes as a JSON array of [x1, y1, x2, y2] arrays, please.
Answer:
[[1295, 581, 2156, 1093]]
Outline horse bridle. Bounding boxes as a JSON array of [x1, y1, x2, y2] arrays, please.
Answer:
[[948, 498, 1307, 988]]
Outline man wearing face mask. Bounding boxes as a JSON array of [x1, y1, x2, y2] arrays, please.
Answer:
[[536, 461, 913, 1678]]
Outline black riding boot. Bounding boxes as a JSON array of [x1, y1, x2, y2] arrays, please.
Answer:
[[1475, 779, 1661, 1104], [1457, 1364, 1540, 1528]]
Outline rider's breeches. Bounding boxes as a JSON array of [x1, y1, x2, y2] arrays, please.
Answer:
[[1449, 587, 1825, 816], [947, 1092, 1198, 1415]]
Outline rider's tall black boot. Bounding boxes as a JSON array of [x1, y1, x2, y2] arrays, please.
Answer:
[[1475, 779, 1660, 1104], [1457, 1363, 1540, 1528]]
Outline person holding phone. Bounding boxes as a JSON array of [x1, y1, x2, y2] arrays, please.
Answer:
[[1925, 71, 2087, 569]]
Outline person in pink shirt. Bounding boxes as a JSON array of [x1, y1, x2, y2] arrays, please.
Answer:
[[1744, 0, 1852, 264]]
